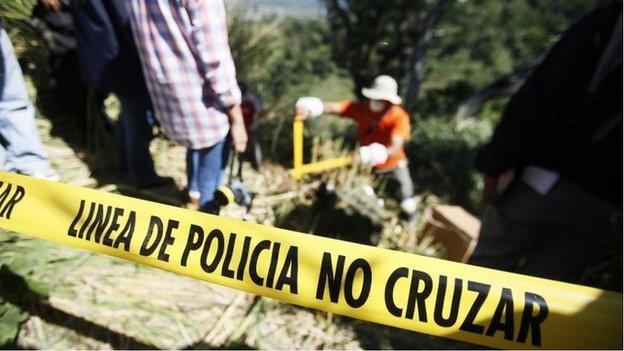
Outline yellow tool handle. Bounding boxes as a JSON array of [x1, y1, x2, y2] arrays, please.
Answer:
[[290, 113, 354, 179], [289, 156, 354, 180], [293, 115, 304, 170]]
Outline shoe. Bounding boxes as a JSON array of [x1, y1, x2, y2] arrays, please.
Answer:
[[134, 176, 175, 189], [27, 168, 61, 182], [186, 190, 200, 210]]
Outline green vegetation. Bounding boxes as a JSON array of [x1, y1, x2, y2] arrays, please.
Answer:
[[227, 0, 599, 210]]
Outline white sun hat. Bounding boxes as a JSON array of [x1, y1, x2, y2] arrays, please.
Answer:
[[361, 75, 402, 105]]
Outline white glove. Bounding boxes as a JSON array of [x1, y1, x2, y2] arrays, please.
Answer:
[[295, 97, 324, 118], [400, 197, 418, 215], [358, 142, 388, 167]]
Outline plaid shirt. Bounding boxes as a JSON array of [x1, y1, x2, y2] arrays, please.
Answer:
[[128, 0, 241, 149]]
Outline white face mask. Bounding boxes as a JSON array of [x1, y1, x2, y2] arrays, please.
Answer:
[[369, 99, 385, 112]]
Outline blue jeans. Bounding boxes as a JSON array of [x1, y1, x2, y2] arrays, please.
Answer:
[[0, 28, 51, 174], [117, 94, 159, 185], [187, 138, 230, 213]]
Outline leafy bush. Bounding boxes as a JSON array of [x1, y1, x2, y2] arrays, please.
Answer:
[[406, 116, 492, 212]]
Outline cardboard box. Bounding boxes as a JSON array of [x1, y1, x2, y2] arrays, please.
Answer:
[[422, 205, 481, 262]]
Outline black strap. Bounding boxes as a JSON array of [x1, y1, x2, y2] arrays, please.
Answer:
[[227, 150, 243, 184]]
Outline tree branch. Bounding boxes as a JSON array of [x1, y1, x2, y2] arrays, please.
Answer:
[[404, 0, 452, 106], [455, 55, 545, 118], [325, 0, 351, 32]]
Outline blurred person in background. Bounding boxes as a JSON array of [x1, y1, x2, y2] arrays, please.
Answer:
[[127, 0, 247, 214], [38, 0, 170, 188], [468, 1, 622, 286], [239, 82, 264, 170], [0, 20, 60, 180], [32, 0, 88, 142], [70, 0, 171, 188], [295, 75, 417, 221]]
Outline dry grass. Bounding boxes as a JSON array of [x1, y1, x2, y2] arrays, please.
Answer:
[[5, 231, 251, 349]]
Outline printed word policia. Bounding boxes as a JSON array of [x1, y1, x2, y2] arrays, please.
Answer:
[[66, 197, 549, 347]]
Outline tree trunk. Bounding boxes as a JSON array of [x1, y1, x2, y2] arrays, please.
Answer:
[[404, 0, 451, 108]]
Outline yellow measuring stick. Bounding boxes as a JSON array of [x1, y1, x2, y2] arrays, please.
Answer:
[[290, 114, 354, 179], [289, 155, 353, 179], [293, 115, 304, 170]]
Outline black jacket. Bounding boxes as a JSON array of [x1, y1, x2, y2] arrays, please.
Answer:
[[71, 0, 148, 96], [476, 1, 623, 205]]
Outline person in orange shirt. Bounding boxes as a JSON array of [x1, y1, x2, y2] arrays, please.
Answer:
[[295, 75, 417, 219]]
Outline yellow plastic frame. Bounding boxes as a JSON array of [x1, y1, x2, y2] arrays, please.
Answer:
[[288, 115, 353, 180]]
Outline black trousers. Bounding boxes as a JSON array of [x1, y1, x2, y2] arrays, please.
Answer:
[[469, 178, 620, 284]]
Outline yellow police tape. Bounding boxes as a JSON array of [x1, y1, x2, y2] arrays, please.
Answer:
[[0, 171, 620, 349]]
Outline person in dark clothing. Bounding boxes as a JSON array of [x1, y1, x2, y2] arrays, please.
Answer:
[[67, 0, 170, 188], [239, 82, 264, 170], [468, 0, 622, 285], [31, 0, 88, 144]]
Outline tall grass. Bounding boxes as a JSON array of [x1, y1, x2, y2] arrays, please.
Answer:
[[0, 0, 38, 47], [0, 0, 36, 21]]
